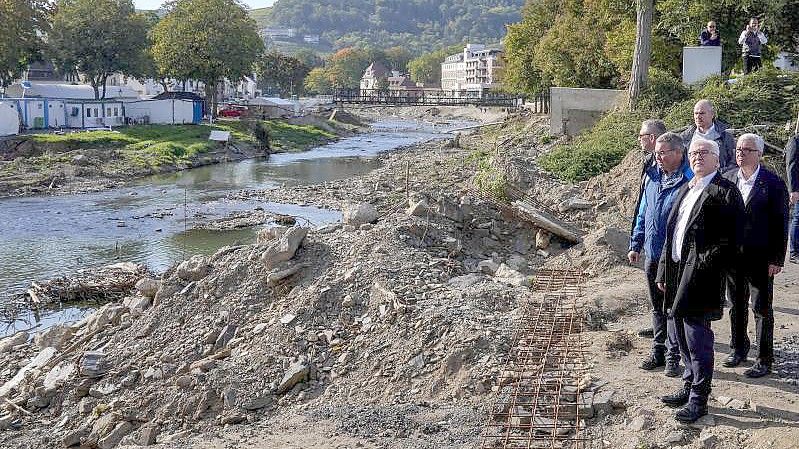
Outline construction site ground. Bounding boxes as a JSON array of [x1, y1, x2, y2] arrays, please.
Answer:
[[0, 109, 797, 449]]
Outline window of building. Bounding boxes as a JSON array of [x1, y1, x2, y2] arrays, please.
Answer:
[[114, 107, 119, 116], [107, 107, 112, 116], [94, 108, 99, 117], [86, 108, 91, 117]]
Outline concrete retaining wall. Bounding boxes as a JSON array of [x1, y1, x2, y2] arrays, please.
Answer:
[[549, 87, 625, 136]]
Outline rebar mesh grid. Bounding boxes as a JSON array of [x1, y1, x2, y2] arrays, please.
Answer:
[[479, 269, 599, 449]]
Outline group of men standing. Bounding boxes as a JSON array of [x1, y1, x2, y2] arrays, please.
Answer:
[[627, 99, 796, 423]]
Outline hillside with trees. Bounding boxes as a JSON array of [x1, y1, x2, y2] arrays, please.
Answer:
[[263, 0, 524, 53]]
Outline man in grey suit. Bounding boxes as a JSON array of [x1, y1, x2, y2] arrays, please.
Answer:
[[656, 138, 744, 423], [678, 100, 736, 170]]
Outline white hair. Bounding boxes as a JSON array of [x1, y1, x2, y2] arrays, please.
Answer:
[[690, 137, 720, 156], [738, 133, 764, 153]]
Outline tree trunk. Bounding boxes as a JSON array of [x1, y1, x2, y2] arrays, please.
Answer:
[[92, 81, 100, 100], [100, 75, 108, 100], [628, 0, 654, 109]]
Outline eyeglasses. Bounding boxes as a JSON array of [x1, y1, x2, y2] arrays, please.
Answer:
[[688, 150, 712, 158], [654, 149, 676, 157], [736, 147, 759, 154], [638, 133, 654, 139]]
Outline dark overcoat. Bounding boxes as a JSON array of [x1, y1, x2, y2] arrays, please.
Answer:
[[656, 172, 744, 320], [722, 166, 789, 267]]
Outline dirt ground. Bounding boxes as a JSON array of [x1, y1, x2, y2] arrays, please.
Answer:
[[1, 110, 797, 449]]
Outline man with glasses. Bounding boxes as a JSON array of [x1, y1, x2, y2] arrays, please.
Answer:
[[699, 21, 721, 46], [656, 138, 744, 423], [629, 132, 693, 376], [787, 134, 799, 264], [722, 134, 789, 378], [679, 100, 736, 170], [631, 120, 668, 339]]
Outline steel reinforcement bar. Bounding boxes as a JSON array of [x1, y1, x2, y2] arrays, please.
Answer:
[[479, 268, 597, 449]]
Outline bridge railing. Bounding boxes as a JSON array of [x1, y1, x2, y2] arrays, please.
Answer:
[[332, 89, 539, 109]]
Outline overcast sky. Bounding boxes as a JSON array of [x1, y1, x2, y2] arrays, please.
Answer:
[[134, 0, 275, 9]]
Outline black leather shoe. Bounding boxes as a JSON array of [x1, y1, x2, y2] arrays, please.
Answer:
[[790, 254, 798, 264], [722, 353, 747, 368], [674, 403, 708, 423], [664, 359, 681, 377], [661, 387, 690, 407], [640, 354, 666, 370], [743, 363, 771, 378]]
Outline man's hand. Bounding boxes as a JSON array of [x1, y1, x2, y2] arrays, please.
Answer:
[[768, 264, 782, 277], [790, 191, 799, 205], [627, 251, 640, 264], [657, 282, 666, 292]]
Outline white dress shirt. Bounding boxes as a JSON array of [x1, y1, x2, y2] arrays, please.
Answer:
[[736, 165, 760, 204], [672, 171, 718, 262]]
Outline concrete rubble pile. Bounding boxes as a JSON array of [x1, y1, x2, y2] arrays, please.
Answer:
[[0, 179, 578, 448]]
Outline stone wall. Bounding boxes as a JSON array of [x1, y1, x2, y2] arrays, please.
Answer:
[[549, 87, 625, 136]]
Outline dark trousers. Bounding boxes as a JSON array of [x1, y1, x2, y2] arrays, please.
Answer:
[[744, 55, 763, 74], [791, 201, 799, 257], [671, 316, 714, 406], [645, 260, 679, 361], [728, 259, 775, 365]]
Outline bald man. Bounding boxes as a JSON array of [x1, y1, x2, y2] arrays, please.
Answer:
[[678, 99, 736, 170]]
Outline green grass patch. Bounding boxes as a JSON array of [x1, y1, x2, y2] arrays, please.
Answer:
[[539, 110, 650, 182], [27, 120, 337, 169], [469, 149, 510, 201], [540, 68, 799, 182]]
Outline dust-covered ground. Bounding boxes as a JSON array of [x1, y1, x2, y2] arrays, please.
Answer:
[[1, 110, 797, 449]]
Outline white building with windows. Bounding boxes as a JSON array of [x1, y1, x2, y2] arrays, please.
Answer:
[[440, 44, 504, 95]]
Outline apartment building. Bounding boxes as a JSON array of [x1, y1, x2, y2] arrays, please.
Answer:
[[440, 44, 503, 95]]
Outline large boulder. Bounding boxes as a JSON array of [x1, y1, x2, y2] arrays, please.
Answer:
[[260, 227, 308, 269], [176, 256, 211, 282], [342, 203, 378, 226], [135, 277, 159, 298], [277, 357, 310, 394]]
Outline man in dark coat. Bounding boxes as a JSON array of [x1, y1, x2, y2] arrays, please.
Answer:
[[678, 99, 736, 170], [787, 134, 799, 264], [656, 138, 744, 423], [722, 133, 789, 377]]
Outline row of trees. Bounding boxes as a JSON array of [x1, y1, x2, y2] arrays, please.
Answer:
[[302, 46, 414, 94], [1, 0, 264, 112], [503, 0, 799, 96]]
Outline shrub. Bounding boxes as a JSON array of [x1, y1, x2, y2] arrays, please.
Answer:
[[539, 110, 649, 182]]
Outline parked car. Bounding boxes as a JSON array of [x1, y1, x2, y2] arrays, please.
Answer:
[[218, 105, 245, 118]]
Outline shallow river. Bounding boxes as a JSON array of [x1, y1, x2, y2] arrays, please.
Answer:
[[0, 118, 459, 336]]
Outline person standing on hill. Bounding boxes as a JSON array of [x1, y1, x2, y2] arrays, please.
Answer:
[[738, 17, 768, 74], [631, 119, 669, 339], [722, 133, 789, 378], [699, 21, 721, 46], [656, 138, 744, 423], [787, 134, 799, 264], [678, 99, 736, 170], [629, 132, 693, 376]]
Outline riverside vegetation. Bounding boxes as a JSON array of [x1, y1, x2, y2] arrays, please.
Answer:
[[0, 117, 352, 197]]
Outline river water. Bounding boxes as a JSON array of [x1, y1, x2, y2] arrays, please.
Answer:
[[0, 118, 459, 336]]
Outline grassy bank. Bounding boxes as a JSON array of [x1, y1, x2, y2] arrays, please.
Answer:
[[539, 68, 799, 182], [28, 120, 338, 169]]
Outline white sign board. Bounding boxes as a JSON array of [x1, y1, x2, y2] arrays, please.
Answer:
[[683, 46, 722, 85], [209, 130, 231, 142]]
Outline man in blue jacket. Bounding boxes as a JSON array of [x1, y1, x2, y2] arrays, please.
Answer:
[[629, 132, 694, 376]]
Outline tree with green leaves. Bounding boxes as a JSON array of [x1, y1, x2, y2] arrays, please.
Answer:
[[0, 0, 50, 90], [49, 0, 149, 99], [256, 51, 310, 97], [325, 47, 372, 89], [407, 44, 461, 87], [152, 0, 263, 115], [303, 67, 332, 95]]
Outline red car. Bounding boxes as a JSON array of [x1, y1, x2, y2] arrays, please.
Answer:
[[218, 106, 245, 117]]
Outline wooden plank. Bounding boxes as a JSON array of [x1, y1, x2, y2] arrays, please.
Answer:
[[512, 200, 582, 243]]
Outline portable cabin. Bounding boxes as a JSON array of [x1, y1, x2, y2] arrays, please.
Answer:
[[0, 101, 20, 136]]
